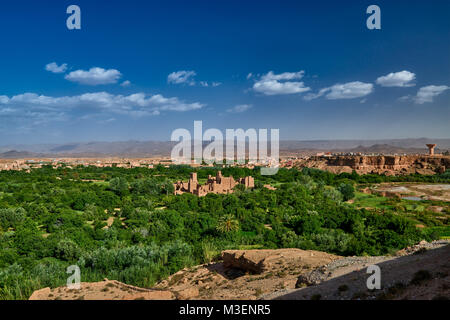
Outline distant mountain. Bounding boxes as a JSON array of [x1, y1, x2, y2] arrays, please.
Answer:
[[346, 144, 428, 154], [0, 138, 449, 158], [0, 150, 38, 158], [279, 138, 450, 150]]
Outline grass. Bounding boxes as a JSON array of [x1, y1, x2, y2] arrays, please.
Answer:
[[352, 191, 449, 231], [353, 192, 394, 210]]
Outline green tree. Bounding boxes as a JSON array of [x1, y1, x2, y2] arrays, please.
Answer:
[[338, 183, 355, 201], [109, 177, 129, 196], [216, 214, 239, 233], [0, 207, 26, 229]]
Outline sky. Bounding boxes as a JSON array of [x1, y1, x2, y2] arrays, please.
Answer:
[[0, 0, 449, 145]]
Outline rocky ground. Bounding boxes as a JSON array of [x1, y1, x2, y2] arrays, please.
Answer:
[[29, 241, 450, 300], [265, 240, 450, 300]]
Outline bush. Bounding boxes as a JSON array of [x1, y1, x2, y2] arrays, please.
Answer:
[[0, 208, 26, 229], [338, 183, 355, 201], [55, 240, 81, 261]]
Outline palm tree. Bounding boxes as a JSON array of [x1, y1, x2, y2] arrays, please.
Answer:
[[216, 214, 239, 233]]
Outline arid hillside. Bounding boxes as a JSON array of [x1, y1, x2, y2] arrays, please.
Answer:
[[30, 241, 449, 300]]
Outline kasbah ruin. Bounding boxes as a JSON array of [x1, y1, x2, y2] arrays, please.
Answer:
[[173, 171, 254, 196]]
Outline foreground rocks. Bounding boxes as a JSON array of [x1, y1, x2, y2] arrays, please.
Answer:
[[266, 240, 450, 300], [29, 279, 175, 300], [29, 242, 450, 300], [154, 248, 339, 300], [30, 248, 339, 300], [221, 249, 338, 275]]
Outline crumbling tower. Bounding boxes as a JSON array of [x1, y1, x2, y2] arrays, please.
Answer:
[[188, 172, 198, 193], [426, 144, 436, 156]]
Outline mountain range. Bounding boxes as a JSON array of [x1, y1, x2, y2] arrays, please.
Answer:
[[0, 138, 449, 158]]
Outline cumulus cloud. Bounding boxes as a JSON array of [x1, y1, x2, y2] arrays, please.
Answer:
[[414, 85, 449, 104], [45, 62, 68, 74], [167, 70, 196, 85], [252, 71, 310, 95], [226, 104, 252, 113], [0, 92, 205, 124], [120, 80, 131, 87], [304, 81, 374, 100], [65, 67, 122, 85], [376, 71, 416, 87]]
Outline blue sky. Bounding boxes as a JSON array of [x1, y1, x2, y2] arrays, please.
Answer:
[[0, 0, 449, 144]]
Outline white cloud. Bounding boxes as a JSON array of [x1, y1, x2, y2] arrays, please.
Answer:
[[326, 82, 374, 99], [376, 71, 416, 87], [247, 73, 253, 79], [65, 67, 122, 85], [0, 96, 9, 104], [199, 81, 221, 87], [120, 80, 131, 87], [303, 88, 330, 101], [0, 92, 205, 123], [167, 70, 196, 85], [45, 62, 68, 74], [252, 71, 310, 95], [167, 70, 220, 88], [305, 81, 374, 100], [226, 104, 252, 113], [414, 85, 449, 104]]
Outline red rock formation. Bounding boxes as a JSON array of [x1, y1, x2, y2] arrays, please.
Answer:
[[294, 155, 450, 176]]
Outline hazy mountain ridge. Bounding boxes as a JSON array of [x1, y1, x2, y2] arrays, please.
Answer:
[[0, 138, 449, 158]]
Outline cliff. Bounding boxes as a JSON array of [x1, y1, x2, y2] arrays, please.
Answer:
[[293, 155, 450, 175]]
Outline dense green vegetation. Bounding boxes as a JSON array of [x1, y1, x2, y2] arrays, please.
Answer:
[[0, 165, 448, 299]]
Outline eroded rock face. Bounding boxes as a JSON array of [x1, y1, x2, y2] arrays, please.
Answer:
[[293, 155, 450, 176], [222, 250, 268, 274], [222, 249, 339, 274]]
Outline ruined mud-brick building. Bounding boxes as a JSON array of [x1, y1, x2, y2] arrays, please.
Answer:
[[173, 171, 254, 196]]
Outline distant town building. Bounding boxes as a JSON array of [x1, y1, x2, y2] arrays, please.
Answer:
[[173, 171, 254, 196]]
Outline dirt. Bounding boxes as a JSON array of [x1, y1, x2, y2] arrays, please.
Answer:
[[29, 279, 175, 300]]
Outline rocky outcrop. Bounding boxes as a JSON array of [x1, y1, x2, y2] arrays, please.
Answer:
[[30, 243, 449, 301], [293, 155, 450, 176], [268, 241, 450, 300], [29, 279, 175, 300], [222, 249, 339, 274], [295, 267, 328, 287]]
